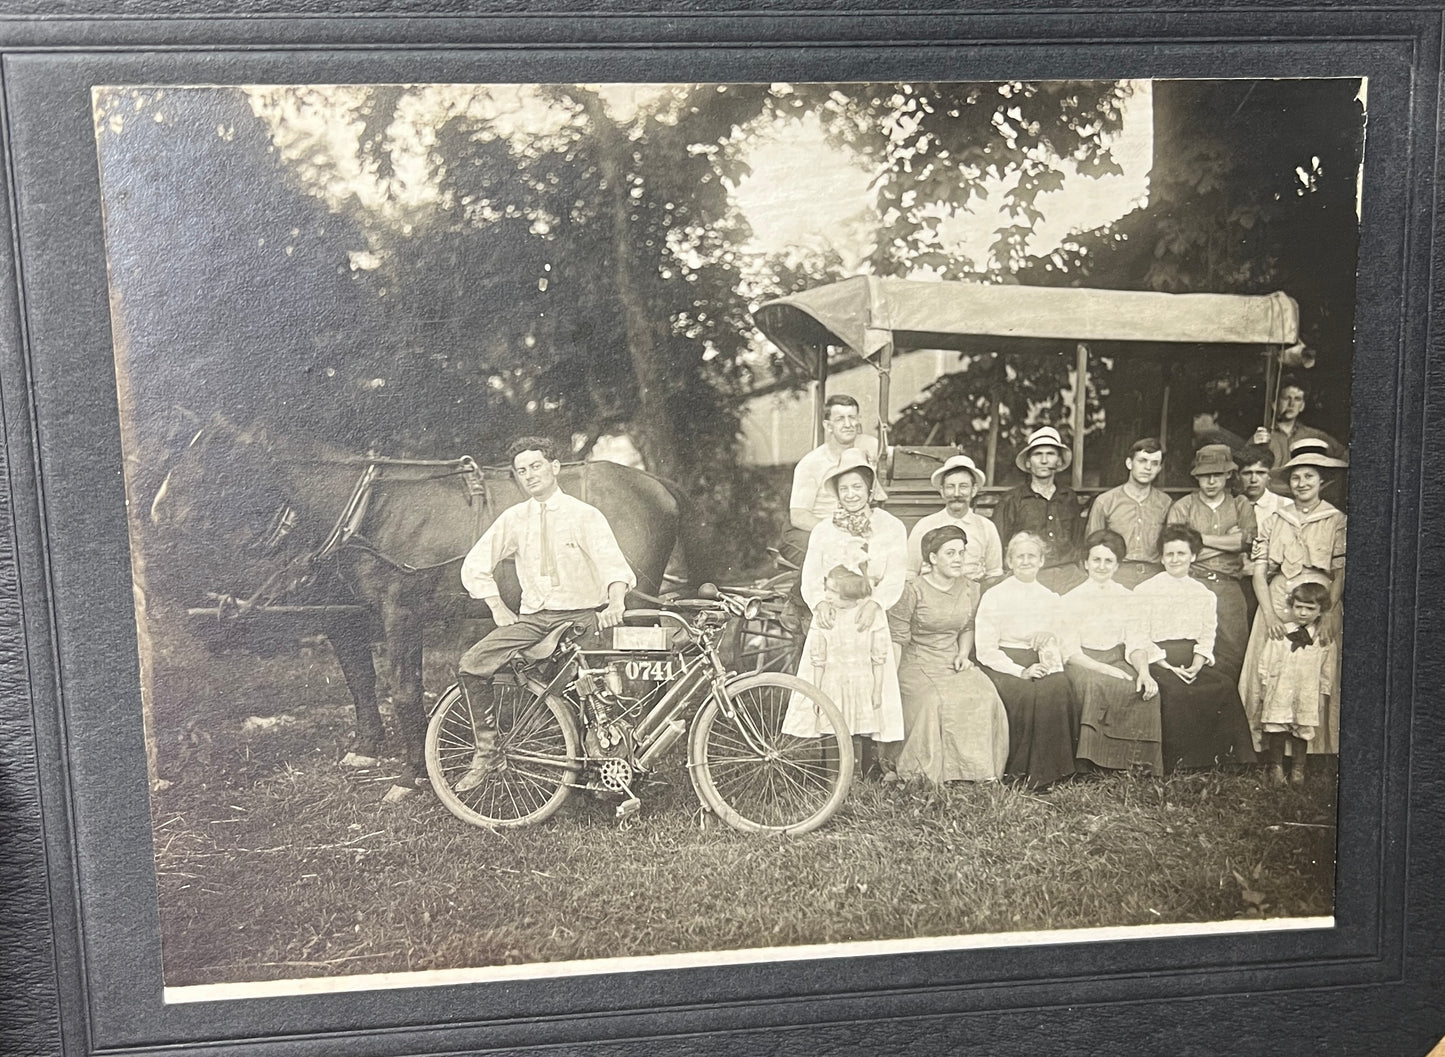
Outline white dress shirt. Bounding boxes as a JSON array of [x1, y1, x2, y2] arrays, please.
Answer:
[[460, 490, 636, 613]]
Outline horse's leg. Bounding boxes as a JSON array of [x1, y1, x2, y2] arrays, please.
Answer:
[[325, 615, 384, 762], [380, 600, 427, 799]]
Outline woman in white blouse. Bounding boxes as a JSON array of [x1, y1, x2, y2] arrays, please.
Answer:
[[975, 532, 1082, 788], [1061, 529, 1163, 775], [1131, 524, 1257, 772]]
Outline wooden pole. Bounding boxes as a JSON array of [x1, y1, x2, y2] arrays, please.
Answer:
[[813, 345, 829, 447], [877, 341, 893, 457], [984, 387, 1001, 487], [1159, 380, 1171, 455], [1072, 342, 1088, 491]]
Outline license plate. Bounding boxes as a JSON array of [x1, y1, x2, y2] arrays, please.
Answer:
[[622, 659, 676, 682]]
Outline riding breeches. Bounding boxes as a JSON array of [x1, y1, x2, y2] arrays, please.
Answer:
[[458, 609, 600, 677]]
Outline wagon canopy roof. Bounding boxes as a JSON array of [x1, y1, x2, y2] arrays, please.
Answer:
[[753, 276, 1301, 378]]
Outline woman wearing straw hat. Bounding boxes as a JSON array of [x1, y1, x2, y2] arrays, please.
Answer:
[[784, 448, 907, 776], [1237, 436, 1348, 772]]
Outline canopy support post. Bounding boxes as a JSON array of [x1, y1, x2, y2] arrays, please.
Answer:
[[813, 345, 830, 448], [1159, 381, 1171, 455], [877, 341, 893, 457], [984, 385, 1001, 487], [1072, 343, 1088, 491], [1263, 347, 1278, 431]]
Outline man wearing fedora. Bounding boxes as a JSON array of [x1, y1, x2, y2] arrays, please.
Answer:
[[1165, 443, 1257, 681], [1086, 437, 1171, 589], [992, 426, 1088, 593], [904, 453, 1003, 585]]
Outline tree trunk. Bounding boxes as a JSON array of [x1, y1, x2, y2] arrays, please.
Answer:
[[584, 95, 687, 484]]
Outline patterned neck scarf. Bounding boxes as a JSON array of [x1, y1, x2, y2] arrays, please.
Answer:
[[831, 505, 873, 538]]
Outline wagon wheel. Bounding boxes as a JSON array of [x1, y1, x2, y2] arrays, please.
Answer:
[[727, 571, 802, 675]]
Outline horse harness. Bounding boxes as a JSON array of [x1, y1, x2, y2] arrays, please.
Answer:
[[239, 455, 490, 609]]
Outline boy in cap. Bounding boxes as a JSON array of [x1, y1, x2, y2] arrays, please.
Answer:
[[1086, 437, 1171, 588], [1165, 443, 1256, 681], [992, 426, 1088, 593], [904, 453, 1003, 585]]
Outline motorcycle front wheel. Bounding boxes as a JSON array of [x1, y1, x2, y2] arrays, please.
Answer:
[[688, 673, 853, 836], [425, 679, 581, 829]]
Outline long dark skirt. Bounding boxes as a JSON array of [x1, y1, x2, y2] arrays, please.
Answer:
[[1068, 645, 1163, 774], [982, 645, 1081, 788], [1154, 638, 1258, 772], [1191, 572, 1250, 683]]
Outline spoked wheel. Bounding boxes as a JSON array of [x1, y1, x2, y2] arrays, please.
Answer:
[[735, 597, 801, 674], [425, 678, 581, 829], [726, 571, 801, 674], [688, 673, 853, 835]]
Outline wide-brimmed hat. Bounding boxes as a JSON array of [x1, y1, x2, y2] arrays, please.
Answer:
[[930, 453, 986, 490], [820, 446, 880, 495], [1273, 436, 1349, 477], [1189, 444, 1235, 478], [1014, 426, 1073, 472]]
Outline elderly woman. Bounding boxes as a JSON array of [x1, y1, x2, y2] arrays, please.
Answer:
[[1238, 437, 1348, 775], [1061, 529, 1162, 775], [974, 532, 1081, 789], [1131, 524, 1257, 772], [785, 448, 908, 775], [888, 524, 1009, 784]]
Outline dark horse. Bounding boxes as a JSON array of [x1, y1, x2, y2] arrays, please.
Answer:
[[147, 420, 700, 795]]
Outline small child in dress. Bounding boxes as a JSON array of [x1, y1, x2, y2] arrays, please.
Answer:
[[1254, 580, 1334, 786], [809, 565, 888, 725]]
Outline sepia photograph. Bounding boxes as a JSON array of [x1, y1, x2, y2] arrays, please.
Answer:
[[92, 77, 1363, 998]]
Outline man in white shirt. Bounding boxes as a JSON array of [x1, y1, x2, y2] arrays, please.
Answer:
[[1233, 442, 1286, 627], [904, 453, 1003, 584], [454, 436, 636, 782], [778, 394, 882, 570]]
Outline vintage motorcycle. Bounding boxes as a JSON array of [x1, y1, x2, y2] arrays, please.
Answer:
[[424, 585, 854, 835]]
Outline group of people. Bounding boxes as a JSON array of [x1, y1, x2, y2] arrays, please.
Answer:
[[781, 387, 1347, 790], [445, 380, 1345, 797]]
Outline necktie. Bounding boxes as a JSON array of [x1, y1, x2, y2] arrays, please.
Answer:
[[539, 503, 556, 580], [1286, 625, 1314, 652]]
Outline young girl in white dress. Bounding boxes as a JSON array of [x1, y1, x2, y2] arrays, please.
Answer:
[[1251, 580, 1334, 785], [808, 565, 890, 730]]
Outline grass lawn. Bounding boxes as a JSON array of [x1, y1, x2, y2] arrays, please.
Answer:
[[147, 639, 1337, 988]]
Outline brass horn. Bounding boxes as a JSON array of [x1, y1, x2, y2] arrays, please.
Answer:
[[1278, 342, 1316, 369]]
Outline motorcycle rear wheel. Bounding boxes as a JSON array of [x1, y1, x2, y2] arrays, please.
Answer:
[[688, 673, 853, 835]]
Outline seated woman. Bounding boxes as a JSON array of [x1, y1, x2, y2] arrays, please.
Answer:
[[1131, 524, 1257, 772], [887, 525, 1009, 785], [974, 531, 1081, 789], [1061, 529, 1163, 775], [785, 448, 907, 773]]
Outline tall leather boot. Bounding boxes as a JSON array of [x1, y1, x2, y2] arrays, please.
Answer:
[[455, 673, 497, 793]]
